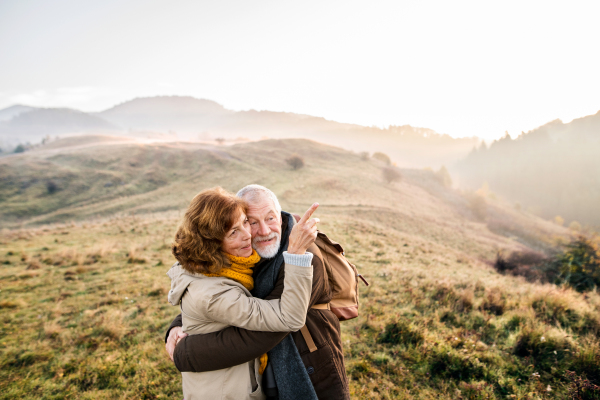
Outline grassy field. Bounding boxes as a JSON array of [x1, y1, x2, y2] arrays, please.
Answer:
[[1, 137, 599, 399]]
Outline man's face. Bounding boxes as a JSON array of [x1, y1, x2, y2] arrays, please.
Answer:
[[245, 194, 282, 258]]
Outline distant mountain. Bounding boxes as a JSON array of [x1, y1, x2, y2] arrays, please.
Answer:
[[0, 108, 116, 147], [98, 96, 233, 132], [97, 95, 352, 136], [0, 105, 38, 122], [8, 108, 115, 130], [454, 110, 600, 227]]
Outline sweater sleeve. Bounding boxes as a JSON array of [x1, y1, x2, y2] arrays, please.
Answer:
[[205, 264, 313, 332]]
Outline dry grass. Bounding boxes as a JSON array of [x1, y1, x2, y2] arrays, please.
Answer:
[[1, 210, 598, 399]]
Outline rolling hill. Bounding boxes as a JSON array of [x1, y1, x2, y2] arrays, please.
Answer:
[[0, 134, 563, 249], [1, 136, 599, 399]]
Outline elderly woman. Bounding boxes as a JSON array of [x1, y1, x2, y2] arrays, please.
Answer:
[[167, 187, 314, 400]]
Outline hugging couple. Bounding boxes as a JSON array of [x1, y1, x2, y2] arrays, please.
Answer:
[[165, 184, 350, 400]]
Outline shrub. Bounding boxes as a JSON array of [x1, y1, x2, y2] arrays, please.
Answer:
[[514, 325, 570, 372], [565, 370, 600, 399], [492, 245, 600, 290], [26, 260, 41, 270], [493, 250, 547, 282], [468, 194, 487, 221], [372, 152, 391, 165], [0, 300, 20, 309], [551, 236, 600, 292], [13, 144, 26, 153], [429, 346, 488, 381], [4, 349, 53, 368], [350, 359, 375, 380], [480, 287, 507, 315], [285, 154, 305, 170], [382, 166, 402, 184], [432, 284, 459, 306], [457, 289, 474, 312], [569, 340, 600, 385], [432, 284, 472, 312], [458, 381, 496, 399], [46, 180, 59, 194], [504, 312, 529, 332], [530, 292, 580, 330], [147, 288, 165, 297], [378, 320, 424, 346]]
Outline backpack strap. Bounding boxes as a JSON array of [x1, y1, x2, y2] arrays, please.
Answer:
[[299, 303, 330, 353], [299, 244, 330, 353], [300, 325, 317, 352]]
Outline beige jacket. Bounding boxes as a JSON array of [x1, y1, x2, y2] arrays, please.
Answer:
[[167, 261, 313, 400]]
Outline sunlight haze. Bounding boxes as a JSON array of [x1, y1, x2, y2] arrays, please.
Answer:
[[1, 0, 599, 140]]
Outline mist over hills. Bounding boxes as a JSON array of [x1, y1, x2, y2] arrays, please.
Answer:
[[2, 96, 599, 228], [0, 96, 478, 168], [454, 111, 600, 228]]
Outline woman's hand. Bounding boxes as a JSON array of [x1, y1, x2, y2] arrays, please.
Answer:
[[287, 203, 319, 255], [166, 327, 188, 362]]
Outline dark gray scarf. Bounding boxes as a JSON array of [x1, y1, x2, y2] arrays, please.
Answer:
[[251, 211, 318, 400]]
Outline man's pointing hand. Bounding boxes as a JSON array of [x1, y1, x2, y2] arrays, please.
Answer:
[[287, 203, 319, 255]]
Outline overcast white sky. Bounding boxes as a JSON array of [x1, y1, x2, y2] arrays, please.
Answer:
[[1, 0, 599, 140]]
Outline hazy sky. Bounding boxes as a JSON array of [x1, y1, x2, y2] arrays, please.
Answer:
[[1, 0, 599, 140]]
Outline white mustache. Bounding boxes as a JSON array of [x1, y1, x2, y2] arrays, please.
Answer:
[[253, 232, 278, 244]]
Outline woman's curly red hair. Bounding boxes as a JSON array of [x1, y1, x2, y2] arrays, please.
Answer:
[[172, 187, 248, 274]]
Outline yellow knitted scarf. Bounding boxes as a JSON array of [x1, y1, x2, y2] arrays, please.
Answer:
[[202, 249, 268, 373], [203, 250, 260, 290]]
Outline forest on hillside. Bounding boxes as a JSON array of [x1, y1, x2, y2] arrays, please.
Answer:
[[454, 113, 600, 229]]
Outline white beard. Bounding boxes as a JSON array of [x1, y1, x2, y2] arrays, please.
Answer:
[[252, 232, 281, 259]]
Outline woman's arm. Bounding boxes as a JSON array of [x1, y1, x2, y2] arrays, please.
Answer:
[[168, 249, 327, 372], [205, 254, 313, 332]]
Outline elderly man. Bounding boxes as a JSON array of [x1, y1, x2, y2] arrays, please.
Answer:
[[165, 184, 349, 400]]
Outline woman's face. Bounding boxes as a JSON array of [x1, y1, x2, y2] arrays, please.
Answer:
[[221, 211, 253, 258]]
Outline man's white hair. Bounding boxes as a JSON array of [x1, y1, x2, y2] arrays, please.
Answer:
[[236, 184, 282, 213]]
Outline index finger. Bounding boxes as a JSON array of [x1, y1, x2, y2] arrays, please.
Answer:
[[299, 202, 319, 224]]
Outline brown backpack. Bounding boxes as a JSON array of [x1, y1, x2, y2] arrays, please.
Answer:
[[314, 231, 369, 320], [299, 231, 369, 353]]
